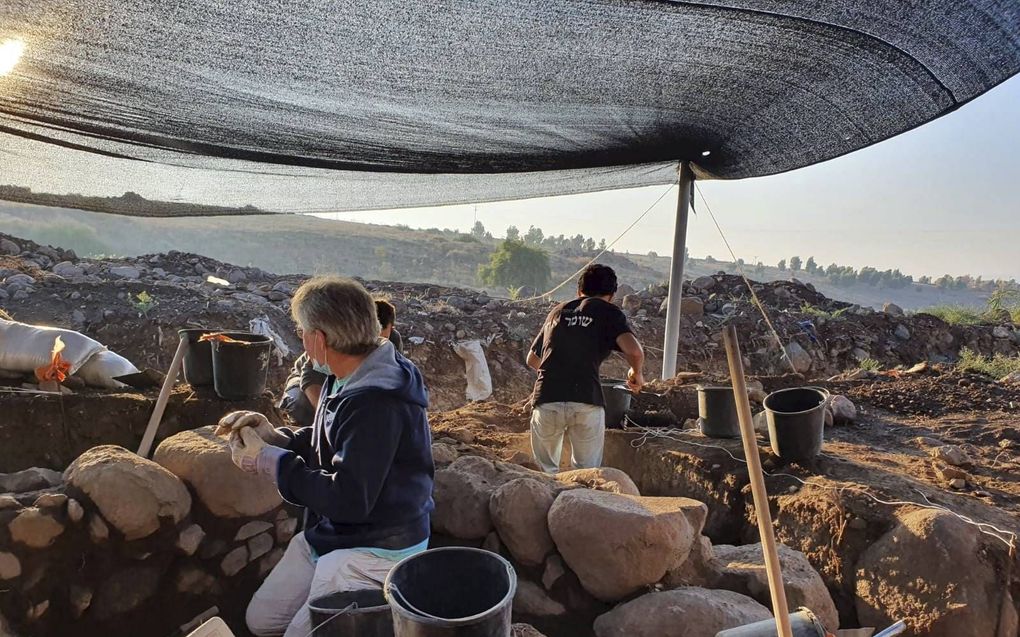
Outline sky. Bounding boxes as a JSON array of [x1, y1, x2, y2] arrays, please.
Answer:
[[319, 76, 1020, 282]]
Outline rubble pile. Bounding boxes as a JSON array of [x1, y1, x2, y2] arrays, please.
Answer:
[[3, 232, 1018, 410]]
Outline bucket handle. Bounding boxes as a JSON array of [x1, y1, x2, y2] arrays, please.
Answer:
[[386, 583, 448, 622], [301, 602, 357, 637]]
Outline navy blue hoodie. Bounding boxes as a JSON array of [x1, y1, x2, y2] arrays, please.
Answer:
[[273, 341, 434, 555]]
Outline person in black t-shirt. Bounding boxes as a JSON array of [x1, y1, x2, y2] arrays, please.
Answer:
[[527, 264, 645, 473]]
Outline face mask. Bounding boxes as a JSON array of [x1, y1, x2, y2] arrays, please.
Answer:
[[310, 333, 333, 376]]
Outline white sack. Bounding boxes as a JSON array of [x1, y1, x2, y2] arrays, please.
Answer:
[[0, 319, 105, 375], [453, 340, 493, 402], [75, 350, 140, 389]]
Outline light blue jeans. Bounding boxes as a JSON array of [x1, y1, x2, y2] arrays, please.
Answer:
[[530, 402, 606, 473]]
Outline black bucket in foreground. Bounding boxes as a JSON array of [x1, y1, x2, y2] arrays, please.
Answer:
[[308, 589, 393, 637], [714, 608, 827, 636], [763, 387, 828, 462], [698, 386, 740, 439], [601, 379, 632, 429], [211, 333, 272, 400], [385, 547, 517, 637]]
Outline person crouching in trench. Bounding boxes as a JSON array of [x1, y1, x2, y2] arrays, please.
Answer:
[[217, 276, 434, 637]]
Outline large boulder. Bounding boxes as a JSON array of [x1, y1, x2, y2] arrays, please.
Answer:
[[662, 535, 718, 588], [154, 427, 281, 518], [91, 565, 161, 620], [432, 456, 542, 539], [593, 587, 772, 637], [8, 508, 65, 548], [64, 445, 191, 540], [514, 579, 568, 617], [548, 490, 705, 601], [0, 467, 63, 494], [856, 509, 1004, 636], [490, 478, 556, 566], [782, 341, 812, 374], [713, 543, 839, 631], [555, 468, 639, 496]]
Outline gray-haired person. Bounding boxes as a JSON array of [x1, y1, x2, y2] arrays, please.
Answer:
[[279, 298, 404, 428], [218, 276, 434, 637]]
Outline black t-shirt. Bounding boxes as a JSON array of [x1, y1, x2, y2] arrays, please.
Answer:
[[531, 297, 633, 407]]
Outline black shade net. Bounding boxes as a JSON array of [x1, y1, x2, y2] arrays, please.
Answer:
[[0, 0, 1018, 214]]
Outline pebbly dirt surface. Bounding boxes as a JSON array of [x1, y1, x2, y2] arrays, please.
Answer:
[[830, 364, 1020, 417]]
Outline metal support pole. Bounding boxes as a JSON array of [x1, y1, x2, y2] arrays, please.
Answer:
[[661, 162, 694, 379]]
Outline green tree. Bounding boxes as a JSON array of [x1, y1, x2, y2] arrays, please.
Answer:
[[790, 256, 802, 271], [524, 225, 545, 245], [470, 221, 486, 238], [805, 256, 817, 274], [777, 259, 786, 271], [505, 225, 520, 241], [478, 240, 551, 291]]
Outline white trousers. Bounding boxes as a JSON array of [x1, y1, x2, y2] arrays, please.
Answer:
[[530, 401, 605, 474], [246, 532, 399, 637]]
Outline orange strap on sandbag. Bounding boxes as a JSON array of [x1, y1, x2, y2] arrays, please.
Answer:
[[35, 336, 72, 382]]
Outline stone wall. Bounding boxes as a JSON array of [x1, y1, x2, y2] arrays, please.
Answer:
[[428, 444, 840, 637], [0, 429, 296, 637]]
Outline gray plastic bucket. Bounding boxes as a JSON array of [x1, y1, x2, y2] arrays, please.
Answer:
[[715, 608, 827, 636], [210, 332, 272, 400], [698, 386, 740, 438], [601, 379, 632, 429], [763, 387, 828, 461], [384, 547, 516, 637], [308, 589, 393, 637]]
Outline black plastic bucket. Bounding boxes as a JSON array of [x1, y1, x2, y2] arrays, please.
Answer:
[[308, 589, 394, 637], [384, 547, 517, 637], [601, 379, 632, 430], [211, 333, 272, 400], [698, 386, 740, 438], [714, 608, 827, 636], [180, 329, 215, 387], [763, 387, 828, 461]]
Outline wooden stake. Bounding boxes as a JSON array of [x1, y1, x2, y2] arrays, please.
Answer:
[[723, 325, 794, 637], [137, 335, 187, 458]]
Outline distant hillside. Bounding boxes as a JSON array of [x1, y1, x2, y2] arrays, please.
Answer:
[[0, 202, 664, 298], [627, 253, 1003, 311], [0, 186, 268, 218], [1, 201, 1009, 310]]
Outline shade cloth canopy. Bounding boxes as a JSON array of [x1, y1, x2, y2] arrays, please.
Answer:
[[1, 0, 1018, 213]]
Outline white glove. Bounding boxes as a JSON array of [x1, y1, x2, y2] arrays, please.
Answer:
[[229, 427, 266, 474], [216, 410, 286, 445]]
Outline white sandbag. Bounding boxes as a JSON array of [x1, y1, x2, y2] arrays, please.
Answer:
[[74, 350, 139, 389], [453, 339, 493, 402], [0, 319, 105, 375]]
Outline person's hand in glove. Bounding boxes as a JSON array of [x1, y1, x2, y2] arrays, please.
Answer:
[[229, 427, 286, 479], [216, 410, 287, 446]]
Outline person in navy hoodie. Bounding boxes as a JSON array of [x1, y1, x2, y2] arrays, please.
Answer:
[[218, 276, 434, 637]]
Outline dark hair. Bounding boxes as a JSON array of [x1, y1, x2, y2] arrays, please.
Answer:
[[578, 264, 618, 297], [375, 299, 396, 328]]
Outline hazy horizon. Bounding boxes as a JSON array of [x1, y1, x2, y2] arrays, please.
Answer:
[[316, 75, 1020, 283]]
